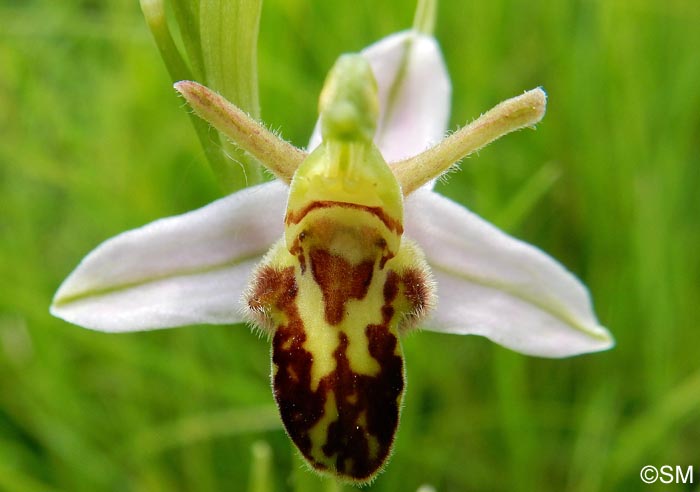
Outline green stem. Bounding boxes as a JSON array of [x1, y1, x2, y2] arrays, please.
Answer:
[[140, 0, 245, 190], [140, 0, 192, 81], [413, 0, 437, 35], [170, 0, 205, 81]]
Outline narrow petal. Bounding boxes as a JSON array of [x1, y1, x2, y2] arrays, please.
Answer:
[[404, 190, 613, 357], [175, 81, 307, 184], [51, 181, 286, 332], [308, 30, 451, 161], [392, 88, 547, 196]]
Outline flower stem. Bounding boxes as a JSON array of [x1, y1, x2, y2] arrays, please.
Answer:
[[170, 0, 205, 80], [413, 0, 437, 35], [141, 0, 265, 192], [140, 0, 191, 80], [140, 0, 235, 188]]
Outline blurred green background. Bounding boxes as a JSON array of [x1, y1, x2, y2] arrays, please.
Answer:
[[2, 0, 699, 491]]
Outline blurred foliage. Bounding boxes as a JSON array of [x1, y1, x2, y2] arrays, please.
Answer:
[[1, 0, 700, 491]]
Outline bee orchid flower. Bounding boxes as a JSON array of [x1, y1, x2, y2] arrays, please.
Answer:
[[51, 29, 613, 483]]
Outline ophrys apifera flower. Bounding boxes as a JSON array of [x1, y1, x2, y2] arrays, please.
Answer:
[[51, 29, 613, 484]]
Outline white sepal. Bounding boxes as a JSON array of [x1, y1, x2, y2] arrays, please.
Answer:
[[405, 189, 614, 357], [51, 181, 286, 332]]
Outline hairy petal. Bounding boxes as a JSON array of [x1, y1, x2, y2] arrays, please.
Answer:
[[404, 190, 613, 357], [51, 181, 286, 332], [309, 30, 451, 161]]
